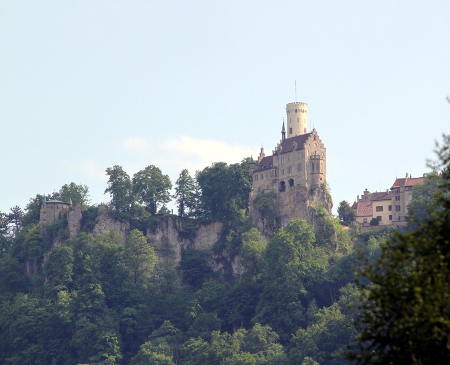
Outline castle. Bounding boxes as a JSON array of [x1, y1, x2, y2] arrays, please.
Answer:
[[249, 102, 331, 230]]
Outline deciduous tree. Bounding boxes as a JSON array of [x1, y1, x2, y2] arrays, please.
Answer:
[[123, 229, 157, 286], [133, 165, 172, 215], [348, 135, 450, 364], [105, 165, 133, 217]]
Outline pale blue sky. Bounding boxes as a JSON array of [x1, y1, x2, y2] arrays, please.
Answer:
[[1, 0, 449, 213]]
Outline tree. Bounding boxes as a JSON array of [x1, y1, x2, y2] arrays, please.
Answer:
[[406, 172, 442, 227], [58, 182, 90, 207], [289, 285, 359, 364], [0, 212, 12, 256], [105, 165, 133, 217], [44, 246, 74, 294], [179, 249, 214, 289], [131, 340, 175, 365], [240, 228, 267, 280], [133, 165, 172, 215], [253, 192, 278, 232], [181, 324, 286, 364], [123, 229, 157, 286], [337, 201, 355, 226], [196, 160, 252, 222], [255, 219, 329, 338], [174, 169, 198, 217], [348, 135, 450, 364]]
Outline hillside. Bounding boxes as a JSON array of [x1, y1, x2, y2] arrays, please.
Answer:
[[0, 141, 449, 364]]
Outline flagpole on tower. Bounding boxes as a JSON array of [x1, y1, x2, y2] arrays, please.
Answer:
[[294, 80, 297, 101]]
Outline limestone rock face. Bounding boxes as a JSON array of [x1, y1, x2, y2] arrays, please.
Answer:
[[146, 216, 222, 264], [93, 205, 130, 244], [68, 206, 82, 238]]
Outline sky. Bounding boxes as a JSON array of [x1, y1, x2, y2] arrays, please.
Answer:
[[1, 0, 449, 213]]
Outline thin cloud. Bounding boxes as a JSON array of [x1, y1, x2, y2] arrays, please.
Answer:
[[82, 159, 107, 180], [122, 137, 150, 152], [164, 136, 256, 172]]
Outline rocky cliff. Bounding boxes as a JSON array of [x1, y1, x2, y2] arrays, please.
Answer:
[[38, 204, 241, 274]]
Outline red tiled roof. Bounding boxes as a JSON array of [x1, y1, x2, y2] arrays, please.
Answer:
[[354, 200, 372, 217], [391, 177, 424, 189]]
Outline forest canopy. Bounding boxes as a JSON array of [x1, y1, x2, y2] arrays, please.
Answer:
[[0, 136, 449, 364]]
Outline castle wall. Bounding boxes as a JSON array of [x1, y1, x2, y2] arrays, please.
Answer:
[[39, 202, 71, 228]]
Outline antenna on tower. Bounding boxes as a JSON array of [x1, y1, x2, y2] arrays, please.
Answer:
[[294, 80, 297, 101]]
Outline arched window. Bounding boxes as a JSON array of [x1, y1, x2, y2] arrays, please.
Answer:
[[289, 178, 294, 187], [279, 181, 286, 192]]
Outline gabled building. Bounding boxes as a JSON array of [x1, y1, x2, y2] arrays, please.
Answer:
[[352, 174, 424, 227]]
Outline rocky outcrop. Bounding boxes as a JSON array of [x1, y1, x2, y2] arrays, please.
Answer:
[[68, 206, 82, 238], [146, 217, 223, 264], [38, 203, 242, 275], [92, 205, 130, 244]]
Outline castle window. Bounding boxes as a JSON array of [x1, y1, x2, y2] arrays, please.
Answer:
[[376, 206, 383, 212], [389, 215, 392, 220], [377, 216, 382, 222], [288, 178, 294, 187], [395, 205, 401, 212], [279, 181, 286, 192], [395, 196, 400, 201], [388, 205, 392, 211]]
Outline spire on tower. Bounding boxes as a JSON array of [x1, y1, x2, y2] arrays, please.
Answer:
[[257, 146, 265, 162], [281, 119, 286, 142]]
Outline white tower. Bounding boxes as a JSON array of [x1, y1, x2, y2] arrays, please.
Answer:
[[286, 102, 308, 137]]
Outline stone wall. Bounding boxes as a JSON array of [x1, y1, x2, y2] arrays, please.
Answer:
[[39, 202, 71, 228]]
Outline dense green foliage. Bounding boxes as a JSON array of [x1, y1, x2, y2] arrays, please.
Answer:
[[347, 135, 450, 364], [175, 169, 200, 218], [337, 201, 354, 226], [1, 142, 448, 364]]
